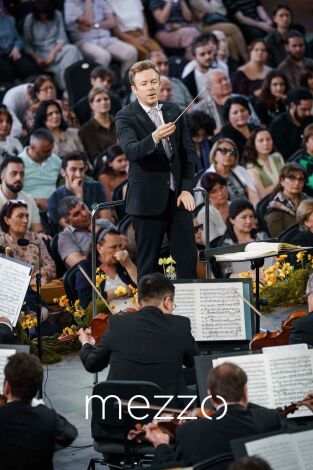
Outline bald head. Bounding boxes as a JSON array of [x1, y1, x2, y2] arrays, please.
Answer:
[[207, 70, 232, 102], [208, 362, 248, 404]]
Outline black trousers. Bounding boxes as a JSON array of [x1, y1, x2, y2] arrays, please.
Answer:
[[132, 191, 197, 280], [0, 53, 39, 83]]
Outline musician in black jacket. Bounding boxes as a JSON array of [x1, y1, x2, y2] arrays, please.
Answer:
[[115, 60, 197, 279], [0, 317, 14, 343]]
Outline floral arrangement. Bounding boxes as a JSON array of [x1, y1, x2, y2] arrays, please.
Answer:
[[158, 256, 176, 280]]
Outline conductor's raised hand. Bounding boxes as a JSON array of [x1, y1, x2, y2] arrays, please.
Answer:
[[152, 122, 176, 142], [177, 191, 195, 211]]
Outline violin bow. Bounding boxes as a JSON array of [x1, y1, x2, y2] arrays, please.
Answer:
[[231, 288, 275, 331], [78, 265, 114, 315]]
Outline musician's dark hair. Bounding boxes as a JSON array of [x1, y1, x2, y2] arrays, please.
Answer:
[[229, 456, 272, 470], [61, 151, 88, 170], [192, 32, 218, 55], [0, 156, 24, 175], [200, 172, 227, 194], [0, 200, 28, 233], [223, 96, 251, 124], [58, 195, 82, 220], [33, 99, 68, 132], [208, 362, 247, 402], [138, 273, 174, 304], [4, 353, 43, 401], [226, 199, 256, 243]]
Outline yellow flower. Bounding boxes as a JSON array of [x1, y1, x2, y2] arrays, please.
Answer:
[[158, 258, 167, 266], [128, 285, 138, 295], [74, 299, 80, 308], [59, 295, 69, 308], [115, 286, 128, 296], [73, 308, 85, 319], [276, 254, 288, 262], [96, 268, 106, 288], [166, 256, 176, 264], [166, 265, 175, 274], [296, 251, 306, 262]]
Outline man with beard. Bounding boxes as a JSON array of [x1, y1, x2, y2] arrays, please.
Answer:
[[0, 156, 43, 232], [278, 31, 313, 88], [269, 87, 313, 161]]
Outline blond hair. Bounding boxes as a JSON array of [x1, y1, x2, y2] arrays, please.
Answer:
[[296, 199, 313, 228], [88, 86, 109, 103], [129, 60, 160, 85]]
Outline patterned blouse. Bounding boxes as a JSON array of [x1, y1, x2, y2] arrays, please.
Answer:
[[0, 231, 56, 282]]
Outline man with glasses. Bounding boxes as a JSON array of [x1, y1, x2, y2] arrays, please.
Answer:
[[289, 272, 313, 346], [79, 272, 199, 403]]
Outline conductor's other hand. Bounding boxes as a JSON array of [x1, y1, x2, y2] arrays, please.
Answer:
[[177, 191, 195, 211], [152, 122, 176, 142]]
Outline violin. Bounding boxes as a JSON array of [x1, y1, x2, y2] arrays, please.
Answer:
[[276, 397, 313, 416], [0, 394, 7, 407], [250, 310, 308, 350]]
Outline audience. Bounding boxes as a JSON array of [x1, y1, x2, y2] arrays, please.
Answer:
[[24, 74, 58, 132], [300, 65, 313, 98], [97, 144, 128, 201], [185, 110, 215, 172], [290, 123, 313, 196], [0, 107, 23, 162], [253, 70, 289, 126], [291, 199, 313, 249], [278, 31, 313, 88], [90, 66, 122, 116], [159, 75, 172, 101], [266, 4, 293, 68]]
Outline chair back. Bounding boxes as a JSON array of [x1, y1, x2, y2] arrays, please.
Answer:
[[64, 60, 98, 107], [278, 223, 300, 243], [50, 233, 66, 277], [193, 452, 235, 470], [63, 264, 80, 303], [256, 193, 272, 234]]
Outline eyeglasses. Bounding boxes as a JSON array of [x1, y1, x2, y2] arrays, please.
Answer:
[[7, 199, 26, 205], [194, 224, 204, 233], [285, 175, 305, 182], [216, 147, 237, 156]]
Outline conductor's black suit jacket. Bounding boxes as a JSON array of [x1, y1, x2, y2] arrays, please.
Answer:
[[289, 311, 313, 346], [80, 307, 199, 397], [115, 100, 195, 216]]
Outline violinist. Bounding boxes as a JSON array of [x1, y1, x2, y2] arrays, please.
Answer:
[[289, 273, 313, 346], [78, 273, 199, 404], [144, 362, 287, 467]]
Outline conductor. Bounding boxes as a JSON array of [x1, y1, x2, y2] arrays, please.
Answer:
[[115, 60, 197, 279]]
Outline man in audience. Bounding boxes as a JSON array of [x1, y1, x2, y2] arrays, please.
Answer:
[[159, 76, 172, 102], [48, 152, 109, 231], [0, 353, 77, 468], [144, 362, 287, 466], [78, 273, 199, 402], [0, 156, 43, 232], [57, 196, 110, 268], [278, 31, 313, 88], [289, 272, 313, 346], [269, 87, 313, 160], [149, 51, 192, 111], [0, 317, 14, 344], [19, 128, 61, 212], [90, 66, 122, 115]]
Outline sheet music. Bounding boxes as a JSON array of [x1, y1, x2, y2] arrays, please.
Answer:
[[0, 349, 16, 392], [293, 430, 313, 470], [245, 434, 303, 470], [174, 282, 247, 341], [0, 255, 32, 326]]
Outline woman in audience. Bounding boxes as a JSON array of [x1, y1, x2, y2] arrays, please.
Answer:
[[206, 138, 259, 206], [217, 198, 268, 277], [25, 75, 57, 131], [243, 127, 284, 199], [253, 70, 289, 126], [75, 226, 137, 309], [0, 200, 56, 285], [33, 100, 84, 157], [291, 200, 313, 247], [98, 145, 128, 201], [79, 87, 117, 164], [186, 111, 215, 173], [148, 0, 200, 59], [23, 0, 82, 90], [266, 4, 293, 68], [0, 108, 23, 163], [232, 40, 271, 97], [290, 123, 313, 197], [265, 163, 308, 238], [197, 172, 228, 243], [219, 96, 255, 157], [300, 65, 313, 98]]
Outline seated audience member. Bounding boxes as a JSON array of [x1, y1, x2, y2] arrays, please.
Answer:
[[217, 198, 268, 277], [2, 83, 33, 138], [0, 200, 56, 284], [57, 196, 109, 268], [90, 66, 122, 116], [269, 87, 313, 161], [223, 0, 273, 44], [183, 33, 225, 100], [0, 108, 23, 163], [0, 317, 14, 344], [290, 123, 313, 197], [144, 362, 286, 466], [24, 75, 58, 132], [33, 100, 84, 157], [108, 0, 162, 60], [232, 40, 271, 98], [200, 138, 259, 206], [289, 273, 313, 346], [253, 70, 289, 126], [97, 145, 128, 201], [189, 0, 248, 63], [79, 87, 117, 164], [0, 353, 77, 468], [185, 111, 215, 172], [219, 96, 256, 157], [278, 31, 313, 88], [76, 226, 137, 308], [290, 200, 313, 249], [149, 51, 192, 110], [197, 172, 228, 242], [19, 128, 61, 212], [212, 29, 238, 76], [193, 69, 259, 130], [48, 152, 109, 231], [78, 272, 199, 402], [159, 76, 172, 101], [243, 127, 284, 199], [266, 4, 293, 68], [148, 0, 200, 60], [64, 0, 138, 75], [300, 65, 313, 98], [22, 0, 82, 90], [265, 163, 308, 238], [0, 2, 38, 85], [0, 156, 43, 232]]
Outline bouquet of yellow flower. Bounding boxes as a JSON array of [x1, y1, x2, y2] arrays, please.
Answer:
[[158, 256, 176, 280]]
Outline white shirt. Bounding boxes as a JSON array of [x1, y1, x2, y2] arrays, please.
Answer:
[[107, 0, 144, 31], [0, 188, 41, 227], [182, 59, 229, 79]]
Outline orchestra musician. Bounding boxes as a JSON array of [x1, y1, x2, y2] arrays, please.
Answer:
[[289, 272, 313, 346], [144, 362, 288, 467], [78, 273, 199, 404], [0, 316, 14, 344]]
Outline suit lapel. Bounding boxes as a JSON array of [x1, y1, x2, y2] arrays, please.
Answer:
[[161, 102, 177, 158], [132, 100, 156, 134]]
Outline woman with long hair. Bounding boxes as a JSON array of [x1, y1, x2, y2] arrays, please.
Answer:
[[253, 70, 289, 126], [98, 145, 128, 201]]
